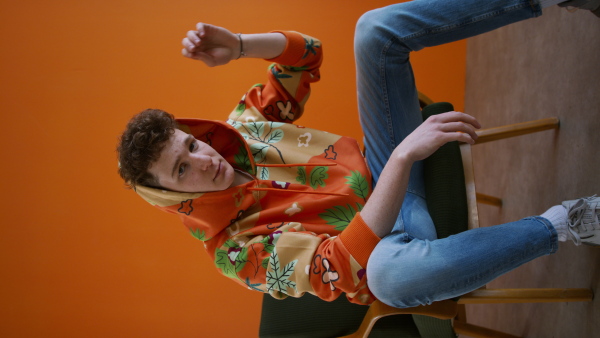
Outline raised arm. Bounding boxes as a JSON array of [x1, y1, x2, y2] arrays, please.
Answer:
[[182, 23, 287, 67]]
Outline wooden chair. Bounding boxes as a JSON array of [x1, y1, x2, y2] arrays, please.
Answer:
[[259, 94, 593, 338], [340, 94, 593, 338]]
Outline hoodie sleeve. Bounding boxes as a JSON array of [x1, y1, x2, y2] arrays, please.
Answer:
[[227, 31, 322, 123], [200, 212, 381, 305]]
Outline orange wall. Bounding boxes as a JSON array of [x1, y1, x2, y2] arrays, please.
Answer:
[[0, 1, 465, 337]]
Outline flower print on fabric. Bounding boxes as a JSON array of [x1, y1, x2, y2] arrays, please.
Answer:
[[228, 247, 243, 265], [233, 188, 244, 207], [277, 101, 295, 121], [324, 145, 337, 160], [271, 181, 291, 189], [311, 254, 339, 291], [285, 202, 302, 216], [297, 133, 312, 147], [178, 199, 194, 215]]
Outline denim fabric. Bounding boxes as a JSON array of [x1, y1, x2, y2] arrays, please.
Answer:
[[354, 0, 556, 308]]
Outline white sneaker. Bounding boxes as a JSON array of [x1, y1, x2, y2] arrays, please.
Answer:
[[559, 0, 600, 17], [562, 196, 600, 246]]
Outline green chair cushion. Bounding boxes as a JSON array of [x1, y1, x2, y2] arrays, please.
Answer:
[[421, 102, 469, 238], [259, 293, 420, 338]]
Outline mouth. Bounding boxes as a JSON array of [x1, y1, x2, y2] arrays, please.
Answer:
[[213, 161, 221, 181]]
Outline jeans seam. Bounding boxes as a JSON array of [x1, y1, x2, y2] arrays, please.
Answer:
[[531, 216, 559, 254], [441, 216, 557, 298], [379, 38, 397, 150], [398, 2, 539, 43]]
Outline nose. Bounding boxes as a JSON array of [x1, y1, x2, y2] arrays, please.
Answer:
[[192, 154, 212, 170]]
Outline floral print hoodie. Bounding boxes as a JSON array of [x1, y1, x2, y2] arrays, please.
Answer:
[[134, 31, 381, 305]]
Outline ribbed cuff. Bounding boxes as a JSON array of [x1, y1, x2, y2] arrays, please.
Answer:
[[338, 213, 381, 267], [265, 31, 306, 66]]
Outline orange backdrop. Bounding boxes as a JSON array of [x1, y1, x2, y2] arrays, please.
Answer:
[[0, 1, 465, 337]]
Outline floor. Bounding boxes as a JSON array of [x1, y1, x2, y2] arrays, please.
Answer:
[[462, 5, 600, 338]]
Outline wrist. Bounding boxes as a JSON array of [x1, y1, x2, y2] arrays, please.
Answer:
[[232, 33, 286, 60], [234, 33, 247, 60], [392, 145, 417, 165]]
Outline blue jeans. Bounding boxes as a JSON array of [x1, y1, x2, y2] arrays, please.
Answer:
[[356, 0, 558, 308]]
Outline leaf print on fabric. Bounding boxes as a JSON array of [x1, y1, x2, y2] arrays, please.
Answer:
[[318, 204, 360, 231], [215, 248, 239, 279], [247, 121, 265, 139], [234, 146, 253, 174], [277, 101, 294, 121], [215, 245, 248, 280], [303, 38, 320, 59], [235, 97, 246, 116], [265, 129, 284, 144], [227, 119, 243, 128], [297, 133, 312, 147], [286, 65, 309, 71], [296, 167, 307, 184], [240, 121, 287, 164], [190, 228, 207, 241], [309, 166, 329, 189], [250, 143, 269, 163], [266, 250, 298, 295], [345, 171, 369, 201], [244, 277, 262, 292], [271, 65, 293, 79], [259, 166, 270, 180]]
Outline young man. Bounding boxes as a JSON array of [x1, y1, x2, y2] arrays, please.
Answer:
[[117, 0, 599, 308]]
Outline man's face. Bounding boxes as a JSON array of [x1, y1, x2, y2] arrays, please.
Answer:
[[148, 129, 235, 193]]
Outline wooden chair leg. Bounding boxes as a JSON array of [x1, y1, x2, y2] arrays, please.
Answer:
[[476, 193, 503, 207], [339, 300, 458, 338], [458, 288, 593, 304], [474, 117, 559, 144], [453, 320, 522, 338]]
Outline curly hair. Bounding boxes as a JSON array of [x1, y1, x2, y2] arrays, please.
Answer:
[[116, 109, 177, 189]]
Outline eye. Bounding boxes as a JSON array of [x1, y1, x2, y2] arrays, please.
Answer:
[[189, 141, 196, 152], [178, 163, 186, 177]]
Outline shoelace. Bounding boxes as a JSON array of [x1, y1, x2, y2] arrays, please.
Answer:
[[567, 196, 600, 245]]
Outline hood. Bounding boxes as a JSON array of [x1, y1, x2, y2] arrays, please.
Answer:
[[133, 118, 256, 207]]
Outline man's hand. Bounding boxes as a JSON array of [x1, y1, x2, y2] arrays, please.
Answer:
[[182, 23, 286, 67], [182, 23, 240, 67], [360, 111, 481, 238], [395, 111, 481, 163]]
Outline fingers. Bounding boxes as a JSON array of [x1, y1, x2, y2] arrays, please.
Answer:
[[439, 121, 478, 143], [425, 111, 481, 144], [431, 111, 481, 129], [195, 22, 208, 37]]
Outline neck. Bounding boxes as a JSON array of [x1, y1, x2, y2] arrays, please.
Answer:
[[232, 169, 253, 187]]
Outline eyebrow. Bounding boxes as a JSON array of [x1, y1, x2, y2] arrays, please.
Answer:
[[170, 134, 194, 179]]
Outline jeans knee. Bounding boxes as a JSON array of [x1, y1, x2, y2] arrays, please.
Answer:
[[366, 255, 422, 308], [355, 9, 385, 53]]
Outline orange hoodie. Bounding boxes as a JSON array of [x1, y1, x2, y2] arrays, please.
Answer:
[[135, 31, 381, 305]]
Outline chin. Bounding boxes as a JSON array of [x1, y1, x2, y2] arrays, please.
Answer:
[[223, 165, 235, 189]]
